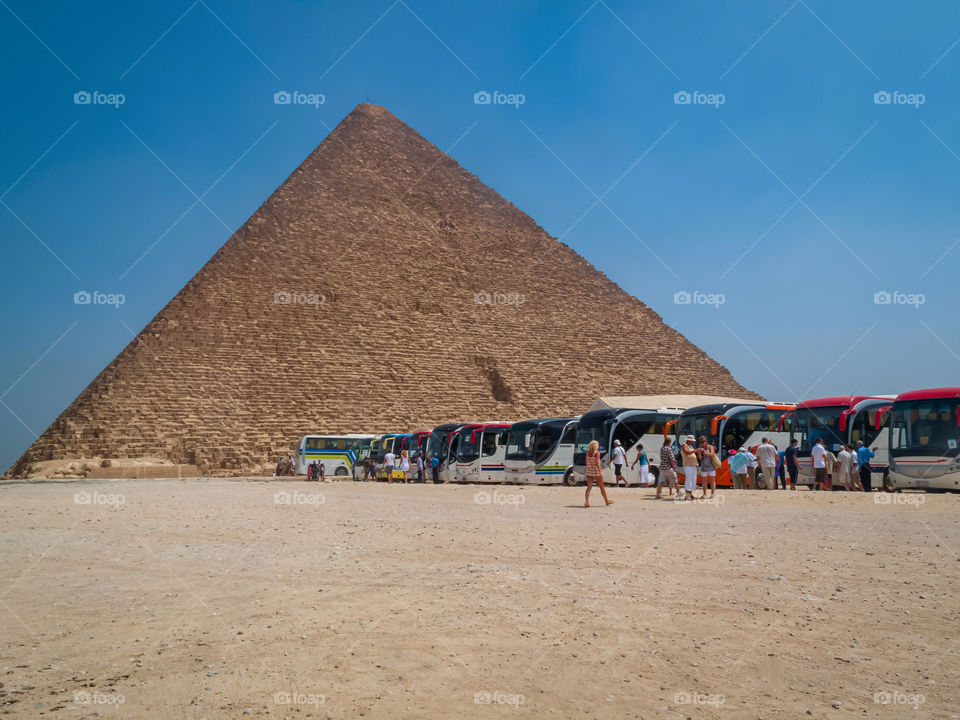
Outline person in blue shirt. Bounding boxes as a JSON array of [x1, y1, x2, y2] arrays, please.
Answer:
[[856, 440, 876, 492], [784, 439, 800, 490], [729, 447, 750, 489], [431, 454, 441, 484]]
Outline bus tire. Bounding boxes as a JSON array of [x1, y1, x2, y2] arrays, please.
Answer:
[[882, 470, 896, 493], [335, 466, 348, 477], [563, 468, 577, 487]]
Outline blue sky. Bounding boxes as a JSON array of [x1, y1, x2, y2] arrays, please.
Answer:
[[1, 0, 958, 470]]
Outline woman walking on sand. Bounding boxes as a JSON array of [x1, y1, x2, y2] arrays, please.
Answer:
[[585, 440, 614, 507]]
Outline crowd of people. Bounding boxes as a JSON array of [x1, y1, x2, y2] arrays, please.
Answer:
[[582, 434, 880, 507]]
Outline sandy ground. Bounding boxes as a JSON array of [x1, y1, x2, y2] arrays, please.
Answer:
[[0, 479, 957, 720]]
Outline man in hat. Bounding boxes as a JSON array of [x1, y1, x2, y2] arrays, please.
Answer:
[[680, 435, 699, 501], [609, 439, 628, 486]]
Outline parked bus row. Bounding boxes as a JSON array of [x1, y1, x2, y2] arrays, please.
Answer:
[[293, 386, 959, 492]]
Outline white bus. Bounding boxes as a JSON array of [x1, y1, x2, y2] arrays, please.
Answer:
[[295, 434, 375, 477], [503, 418, 578, 485], [452, 422, 513, 483], [886, 387, 960, 492], [572, 407, 683, 486]]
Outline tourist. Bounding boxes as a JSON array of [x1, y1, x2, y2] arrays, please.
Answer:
[[730, 446, 750, 489], [318, 460, 326, 482], [656, 438, 677, 499], [630, 444, 651, 487], [811, 437, 828, 490], [856, 440, 876, 492], [784, 438, 800, 490], [609, 439, 628, 486], [585, 440, 613, 507], [431, 454, 441, 484], [824, 447, 837, 491], [400, 450, 410, 483], [680, 435, 699, 501], [756, 438, 778, 490], [745, 446, 758, 488], [415, 453, 424, 483], [837, 444, 855, 491], [847, 445, 865, 491], [697, 436, 717, 499], [384, 448, 396, 484]]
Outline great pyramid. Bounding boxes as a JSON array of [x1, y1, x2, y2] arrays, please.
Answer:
[[9, 103, 759, 477]]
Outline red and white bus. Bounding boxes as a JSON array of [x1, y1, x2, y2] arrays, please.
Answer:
[[451, 422, 513, 484], [886, 387, 960, 492], [785, 396, 895, 487]]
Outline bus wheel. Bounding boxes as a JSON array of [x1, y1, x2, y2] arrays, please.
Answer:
[[335, 467, 348, 477], [882, 471, 896, 493], [563, 469, 577, 487]]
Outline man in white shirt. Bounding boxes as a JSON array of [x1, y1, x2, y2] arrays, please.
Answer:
[[837, 445, 854, 491], [810, 437, 828, 489], [609, 440, 628, 486], [383, 450, 396, 484], [745, 448, 757, 488], [756, 438, 779, 490]]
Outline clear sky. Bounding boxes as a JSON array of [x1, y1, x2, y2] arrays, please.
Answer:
[[1, 0, 958, 470]]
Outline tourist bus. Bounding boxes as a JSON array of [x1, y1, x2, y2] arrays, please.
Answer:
[[886, 387, 960, 492], [503, 418, 578, 485], [785, 396, 894, 487], [295, 434, 375, 477], [397, 430, 431, 462], [372, 432, 412, 480], [425, 423, 463, 483], [572, 407, 683, 486], [677, 402, 795, 487], [452, 422, 513, 483]]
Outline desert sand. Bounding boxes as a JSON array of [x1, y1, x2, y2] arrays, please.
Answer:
[[0, 478, 956, 719]]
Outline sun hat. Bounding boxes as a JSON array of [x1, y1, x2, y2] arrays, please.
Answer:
[[685, 435, 695, 442]]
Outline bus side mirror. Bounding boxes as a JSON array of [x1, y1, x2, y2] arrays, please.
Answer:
[[839, 408, 856, 432]]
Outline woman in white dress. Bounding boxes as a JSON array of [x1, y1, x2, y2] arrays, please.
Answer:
[[399, 450, 411, 483]]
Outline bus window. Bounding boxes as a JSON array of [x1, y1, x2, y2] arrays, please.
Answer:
[[481, 432, 499, 457], [560, 424, 576, 444]]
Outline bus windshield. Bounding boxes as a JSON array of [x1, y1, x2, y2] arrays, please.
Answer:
[[677, 413, 716, 446], [505, 424, 537, 460], [574, 412, 613, 465], [457, 431, 480, 462], [722, 408, 787, 454], [890, 398, 960, 456], [793, 406, 846, 454]]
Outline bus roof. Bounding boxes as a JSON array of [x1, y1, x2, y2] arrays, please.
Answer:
[[895, 387, 960, 402], [797, 395, 893, 409], [510, 417, 574, 427]]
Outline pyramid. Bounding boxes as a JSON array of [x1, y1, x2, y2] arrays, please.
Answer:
[[9, 103, 760, 477]]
